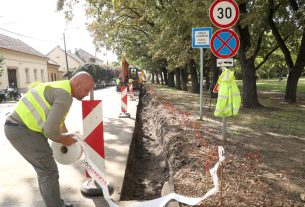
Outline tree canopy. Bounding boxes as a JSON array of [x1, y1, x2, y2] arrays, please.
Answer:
[[57, 0, 305, 105]]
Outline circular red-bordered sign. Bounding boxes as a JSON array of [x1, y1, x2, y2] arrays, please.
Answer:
[[211, 29, 240, 58], [209, 0, 239, 28]]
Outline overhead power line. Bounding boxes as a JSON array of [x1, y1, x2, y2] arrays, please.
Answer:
[[0, 27, 59, 44]]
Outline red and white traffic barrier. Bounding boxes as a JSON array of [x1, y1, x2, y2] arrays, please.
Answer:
[[81, 100, 106, 196], [129, 84, 135, 101], [119, 85, 130, 118]]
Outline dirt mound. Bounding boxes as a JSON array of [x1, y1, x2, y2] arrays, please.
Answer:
[[121, 89, 305, 206]]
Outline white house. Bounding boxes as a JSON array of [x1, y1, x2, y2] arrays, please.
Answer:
[[0, 33, 48, 92], [75, 48, 104, 65], [47, 46, 85, 79], [47, 58, 60, 82]]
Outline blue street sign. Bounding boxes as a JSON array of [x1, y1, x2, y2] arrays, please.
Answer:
[[192, 27, 213, 48]]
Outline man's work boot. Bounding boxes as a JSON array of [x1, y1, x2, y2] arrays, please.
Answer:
[[65, 203, 73, 207], [61, 200, 73, 207]]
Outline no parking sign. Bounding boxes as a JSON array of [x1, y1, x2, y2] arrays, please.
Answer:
[[211, 29, 240, 58]]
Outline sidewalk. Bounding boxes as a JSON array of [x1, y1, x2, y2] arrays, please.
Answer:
[[0, 88, 138, 207]]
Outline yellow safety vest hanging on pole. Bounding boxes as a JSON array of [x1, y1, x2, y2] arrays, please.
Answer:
[[214, 68, 241, 117]]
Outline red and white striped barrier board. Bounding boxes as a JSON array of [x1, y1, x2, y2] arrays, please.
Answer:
[[121, 86, 128, 113], [119, 85, 131, 118], [82, 100, 105, 176]]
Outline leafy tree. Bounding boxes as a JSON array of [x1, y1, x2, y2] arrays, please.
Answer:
[[236, 0, 269, 108], [267, 0, 305, 103], [73, 63, 119, 82], [57, 0, 303, 107]]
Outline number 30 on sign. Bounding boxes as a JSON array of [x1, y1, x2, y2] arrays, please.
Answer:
[[209, 0, 239, 28]]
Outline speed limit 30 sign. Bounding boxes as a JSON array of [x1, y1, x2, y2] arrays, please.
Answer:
[[209, 0, 239, 28]]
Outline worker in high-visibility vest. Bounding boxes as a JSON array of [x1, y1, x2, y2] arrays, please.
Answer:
[[4, 72, 94, 207], [137, 69, 145, 84], [214, 68, 241, 117]]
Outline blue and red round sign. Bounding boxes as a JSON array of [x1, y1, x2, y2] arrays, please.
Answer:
[[210, 29, 240, 59]]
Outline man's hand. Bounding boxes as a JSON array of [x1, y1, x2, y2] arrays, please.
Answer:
[[55, 132, 80, 146]]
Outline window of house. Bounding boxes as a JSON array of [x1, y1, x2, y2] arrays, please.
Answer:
[[25, 68, 30, 83], [34, 69, 38, 81], [41, 70, 44, 82]]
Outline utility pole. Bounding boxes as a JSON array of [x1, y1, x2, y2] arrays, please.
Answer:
[[63, 33, 70, 79]]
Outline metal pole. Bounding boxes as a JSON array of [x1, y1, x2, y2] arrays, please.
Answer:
[[199, 48, 204, 120], [90, 89, 94, 100], [63, 33, 70, 79]]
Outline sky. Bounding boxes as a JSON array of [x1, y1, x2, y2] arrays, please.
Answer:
[[0, 0, 118, 63]]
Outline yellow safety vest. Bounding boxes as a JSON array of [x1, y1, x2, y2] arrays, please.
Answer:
[[214, 69, 241, 117], [116, 79, 120, 85], [139, 70, 146, 83], [15, 80, 71, 133]]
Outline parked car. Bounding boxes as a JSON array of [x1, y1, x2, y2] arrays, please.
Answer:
[[94, 80, 106, 89]]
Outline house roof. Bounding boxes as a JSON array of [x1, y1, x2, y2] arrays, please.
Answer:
[[47, 58, 60, 67], [67, 49, 85, 64], [0, 33, 45, 58], [47, 45, 85, 65], [75, 48, 103, 64]]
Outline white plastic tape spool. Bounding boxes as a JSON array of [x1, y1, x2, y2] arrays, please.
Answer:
[[51, 141, 83, 165]]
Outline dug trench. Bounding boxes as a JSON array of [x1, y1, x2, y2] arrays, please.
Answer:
[[120, 87, 305, 206], [120, 89, 224, 204], [120, 91, 169, 200]]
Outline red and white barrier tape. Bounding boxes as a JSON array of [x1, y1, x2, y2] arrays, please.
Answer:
[[77, 140, 225, 207]]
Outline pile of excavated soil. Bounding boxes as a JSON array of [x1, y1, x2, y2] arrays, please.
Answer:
[[121, 87, 305, 206]]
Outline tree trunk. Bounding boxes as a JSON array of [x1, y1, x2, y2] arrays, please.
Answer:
[[241, 60, 261, 108], [160, 71, 164, 85], [181, 65, 188, 91], [210, 53, 219, 98], [211, 53, 218, 83], [189, 58, 199, 93], [268, 0, 305, 103], [168, 71, 175, 87], [175, 68, 182, 90], [283, 10, 305, 103], [156, 73, 160, 84], [285, 68, 303, 103], [237, 2, 261, 108], [151, 73, 155, 83], [205, 62, 210, 90], [162, 67, 168, 85]]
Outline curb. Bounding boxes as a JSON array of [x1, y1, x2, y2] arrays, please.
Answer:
[[161, 181, 179, 207]]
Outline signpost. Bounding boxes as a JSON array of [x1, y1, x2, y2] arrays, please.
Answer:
[[192, 27, 212, 120], [209, 0, 240, 141]]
